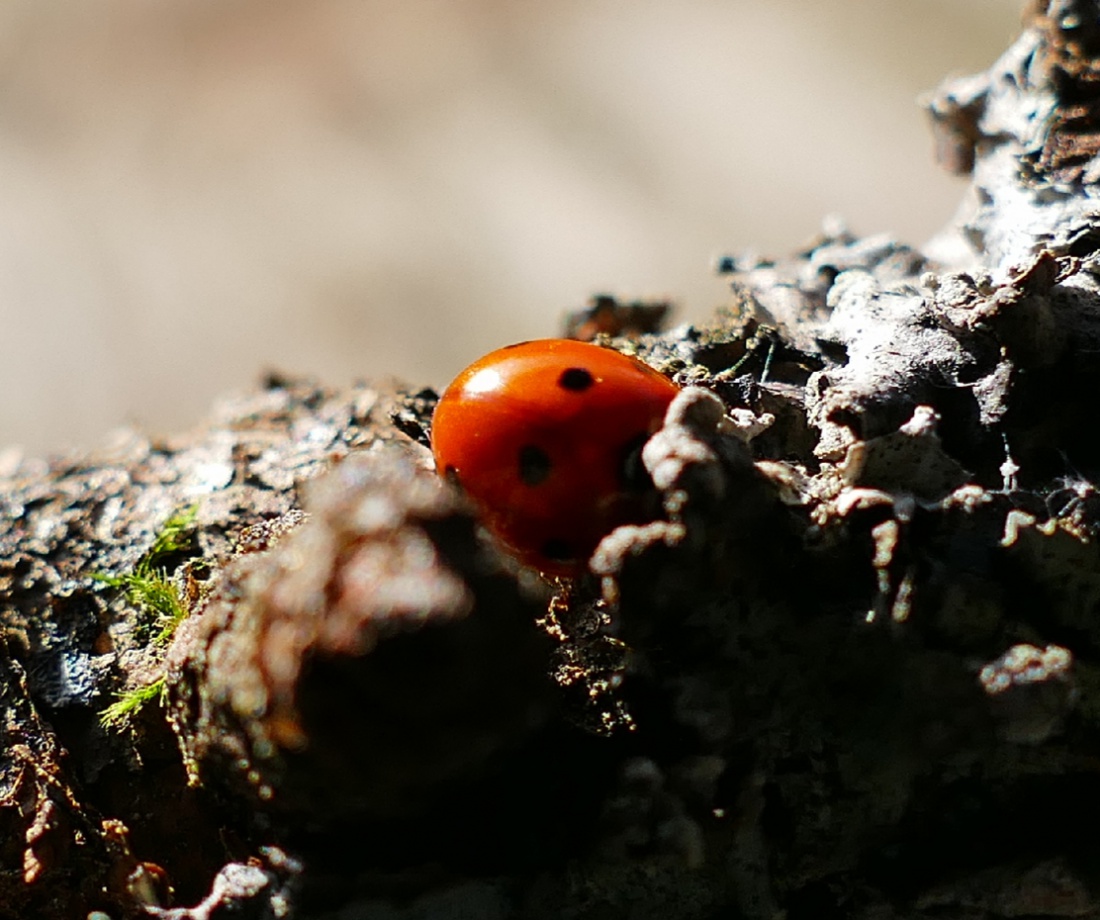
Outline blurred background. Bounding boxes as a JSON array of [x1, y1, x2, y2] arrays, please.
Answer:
[[0, 0, 1021, 457]]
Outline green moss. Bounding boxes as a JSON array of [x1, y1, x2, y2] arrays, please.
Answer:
[[95, 505, 200, 729], [93, 503, 198, 643], [99, 677, 166, 729], [143, 504, 200, 569], [94, 570, 189, 646]]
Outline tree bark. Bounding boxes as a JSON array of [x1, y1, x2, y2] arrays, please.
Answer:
[[5, 3, 1100, 918]]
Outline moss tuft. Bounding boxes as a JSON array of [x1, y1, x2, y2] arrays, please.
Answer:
[[99, 677, 166, 729], [94, 505, 200, 728]]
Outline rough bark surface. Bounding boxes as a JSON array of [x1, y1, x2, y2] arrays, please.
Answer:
[[5, 3, 1100, 918]]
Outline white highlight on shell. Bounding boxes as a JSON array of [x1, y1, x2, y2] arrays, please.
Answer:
[[464, 367, 503, 395]]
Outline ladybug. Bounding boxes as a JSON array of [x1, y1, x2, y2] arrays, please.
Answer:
[[431, 338, 680, 575]]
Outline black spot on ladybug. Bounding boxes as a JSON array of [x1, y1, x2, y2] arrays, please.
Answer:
[[518, 444, 552, 486], [618, 432, 652, 492], [444, 465, 463, 488], [541, 538, 575, 563], [558, 367, 595, 392]]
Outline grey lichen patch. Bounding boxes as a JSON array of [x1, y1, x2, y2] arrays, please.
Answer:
[[927, 1, 1100, 275], [838, 405, 972, 502]]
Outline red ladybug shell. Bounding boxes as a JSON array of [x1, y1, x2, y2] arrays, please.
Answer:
[[431, 339, 680, 575]]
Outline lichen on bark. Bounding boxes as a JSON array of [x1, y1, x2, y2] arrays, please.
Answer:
[[6, 3, 1100, 918]]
